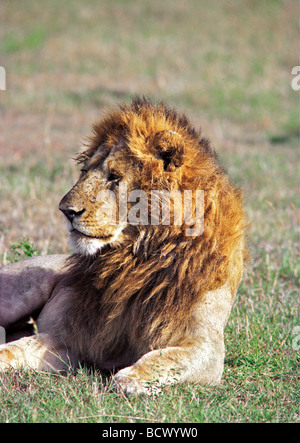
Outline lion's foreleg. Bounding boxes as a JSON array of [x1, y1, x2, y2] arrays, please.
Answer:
[[113, 339, 225, 395], [0, 333, 72, 373], [114, 284, 234, 395]]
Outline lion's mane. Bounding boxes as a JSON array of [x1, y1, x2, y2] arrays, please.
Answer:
[[55, 98, 247, 367]]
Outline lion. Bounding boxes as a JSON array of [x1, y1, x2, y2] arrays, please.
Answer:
[[0, 97, 247, 394]]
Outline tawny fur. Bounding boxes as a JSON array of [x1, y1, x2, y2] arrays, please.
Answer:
[[0, 98, 247, 394], [54, 97, 247, 366]]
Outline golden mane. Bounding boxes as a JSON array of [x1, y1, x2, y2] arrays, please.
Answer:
[[55, 98, 247, 366], [0, 98, 248, 394]]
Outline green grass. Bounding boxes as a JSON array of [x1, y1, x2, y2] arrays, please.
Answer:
[[0, 0, 299, 423], [8, 238, 38, 263], [0, 309, 298, 423], [1, 28, 46, 54], [0, 0, 298, 136]]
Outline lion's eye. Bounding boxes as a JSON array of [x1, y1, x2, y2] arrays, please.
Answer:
[[107, 172, 121, 182]]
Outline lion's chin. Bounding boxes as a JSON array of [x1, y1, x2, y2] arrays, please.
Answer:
[[68, 233, 108, 256], [68, 225, 125, 256]]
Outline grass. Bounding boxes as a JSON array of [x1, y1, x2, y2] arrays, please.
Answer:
[[7, 238, 38, 263], [1, 28, 47, 54], [0, 0, 299, 423]]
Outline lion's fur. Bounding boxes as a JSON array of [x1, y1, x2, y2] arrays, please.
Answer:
[[53, 97, 247, 368], [0, 98, 247, 392]]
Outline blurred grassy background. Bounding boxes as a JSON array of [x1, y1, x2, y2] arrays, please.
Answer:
[[0, 0, 299, 423], [0, 0, 298, 132]]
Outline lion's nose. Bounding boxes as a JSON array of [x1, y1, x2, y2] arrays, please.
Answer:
[[59, 206, 85, 222]]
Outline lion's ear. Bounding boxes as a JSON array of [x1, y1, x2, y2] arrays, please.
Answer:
[[153, 131, 184, 172]]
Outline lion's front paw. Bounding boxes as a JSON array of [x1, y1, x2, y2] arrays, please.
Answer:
[[0, 345, 18, 370], [113, 366, 161, 396]]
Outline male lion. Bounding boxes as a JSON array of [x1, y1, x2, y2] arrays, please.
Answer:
[[0, 98, 247, 394]]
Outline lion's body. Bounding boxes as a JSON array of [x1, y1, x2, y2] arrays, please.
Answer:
[[0, 98, 247, 394]]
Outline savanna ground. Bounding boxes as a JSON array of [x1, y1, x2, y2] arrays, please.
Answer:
[[0, 0, 299, 423]]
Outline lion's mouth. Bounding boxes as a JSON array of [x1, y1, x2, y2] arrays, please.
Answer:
[[70, 227, 112, 241]]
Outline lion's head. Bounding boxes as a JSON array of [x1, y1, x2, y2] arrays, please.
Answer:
[[59, 97, 219, 257]]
